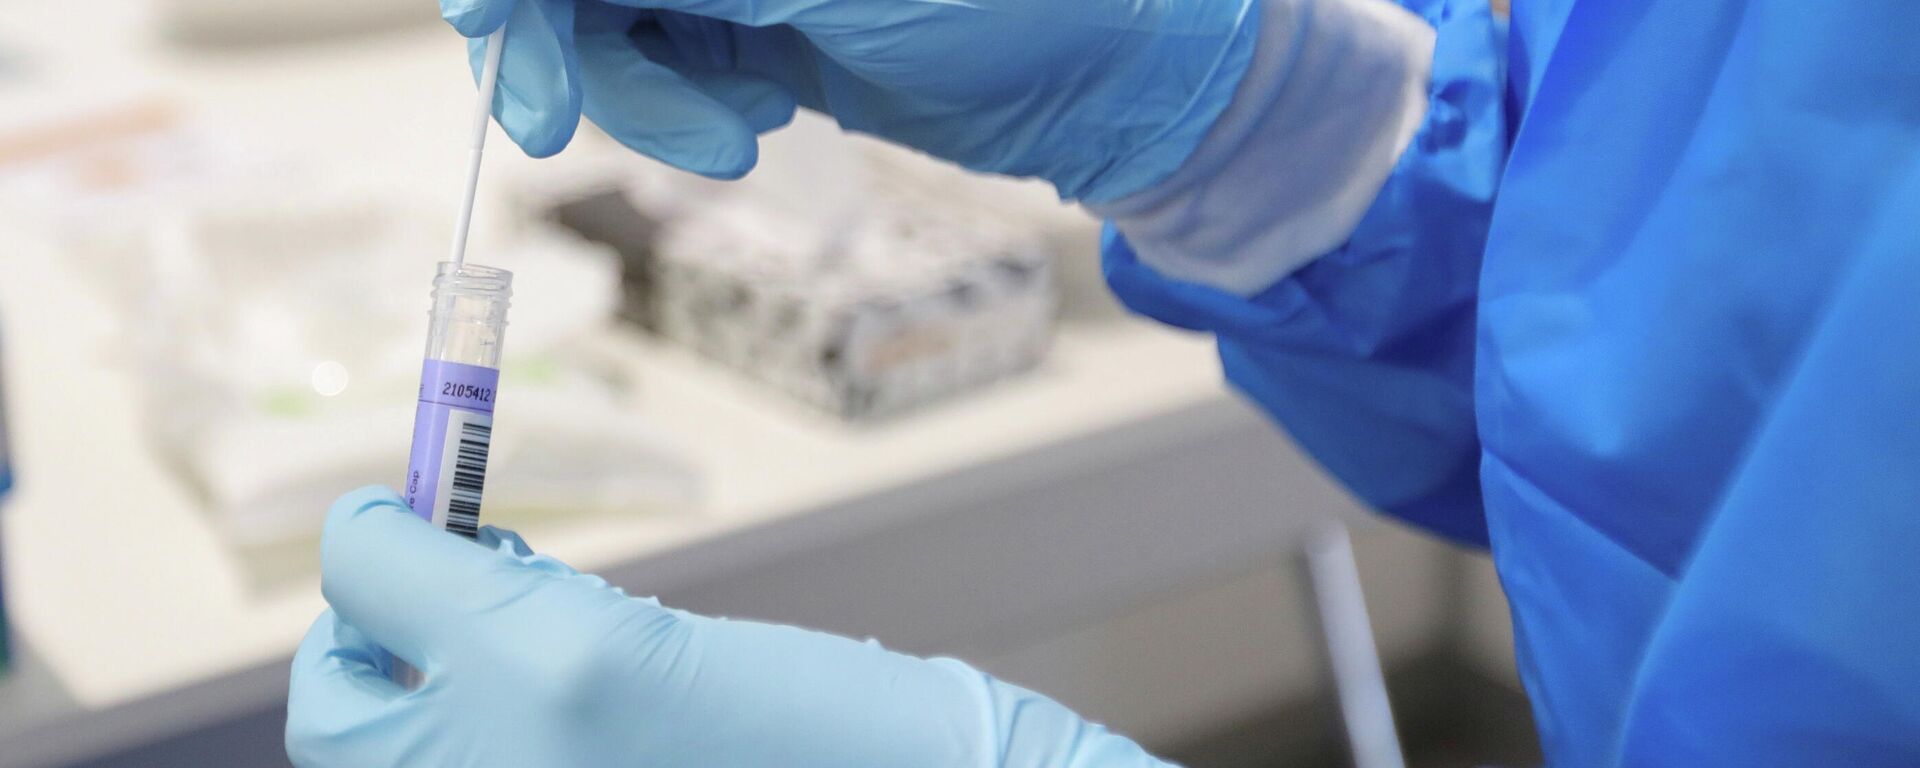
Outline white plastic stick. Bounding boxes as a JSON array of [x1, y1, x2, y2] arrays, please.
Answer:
[[449, 29, 506, 268], [1304, 524, 1407, 768]]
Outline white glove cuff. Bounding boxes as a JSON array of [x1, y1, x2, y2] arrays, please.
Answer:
[[1088, 0, 1436, 296]]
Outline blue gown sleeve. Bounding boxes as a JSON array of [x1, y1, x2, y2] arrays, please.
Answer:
[[1102, 0, 1507, 546]]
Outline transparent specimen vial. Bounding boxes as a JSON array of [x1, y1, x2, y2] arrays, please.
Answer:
[[404, 262, 512, 539], [394, 263, 510, 688]]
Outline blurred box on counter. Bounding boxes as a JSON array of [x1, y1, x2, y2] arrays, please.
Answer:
[[652, 201, 1056, 420], [527, 123, 1064, 421], [545, 186, 668, 330]]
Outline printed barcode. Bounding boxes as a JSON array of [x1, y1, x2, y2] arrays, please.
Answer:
[[446, 420, 491, 539]]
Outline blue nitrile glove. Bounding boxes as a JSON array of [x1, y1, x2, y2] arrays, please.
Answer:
[[439, 0, 1259, 203], [287, 486, 1168, 767]]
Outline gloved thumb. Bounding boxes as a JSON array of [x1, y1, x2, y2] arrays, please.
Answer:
[[318, 486, 599, 675]]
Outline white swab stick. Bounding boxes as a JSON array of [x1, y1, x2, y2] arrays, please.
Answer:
[[449, 28, 506, 268]]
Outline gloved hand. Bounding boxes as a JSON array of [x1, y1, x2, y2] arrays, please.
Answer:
[[437, 0, 1259, 203], [287, 486, 1168, 767]]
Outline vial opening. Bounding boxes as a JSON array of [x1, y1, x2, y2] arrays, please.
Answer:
[[434, 262, 513, 296], [426, 261, 512, 368]]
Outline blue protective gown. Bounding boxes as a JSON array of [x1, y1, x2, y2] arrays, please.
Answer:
[[1106, 1, 1920, 764]]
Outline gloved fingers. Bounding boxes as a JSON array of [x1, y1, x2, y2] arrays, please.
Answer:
[[475, 524, 536, 557], [285, 611, 424, 767], [469, 0, 583, 158], [597, 0, 834, 29], [440, 0, 514, 37], [319, 486, 563, 673], [624, 14, 799, 133], [576, 11, 775, 179], [684, 72, 797, 134], [477, 525, 584, 579]]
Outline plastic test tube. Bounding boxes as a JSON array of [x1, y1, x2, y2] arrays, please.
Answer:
[[404, 262, 512, 537]]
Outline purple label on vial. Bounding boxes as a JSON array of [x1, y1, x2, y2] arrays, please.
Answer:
[[404, 360, 500, 534]]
